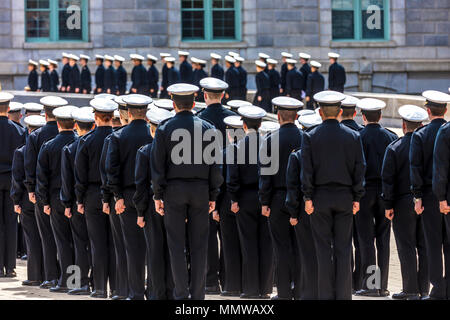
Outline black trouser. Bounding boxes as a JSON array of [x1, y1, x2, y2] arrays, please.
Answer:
[[19, 196, 44, 282], [0, 189, 17, 273], [69, 205, 91, 288], [160, 89, 169, 99], [294, 206, 318, 300], [352, 216, 363, 291], [35, 202, 59, 281], [109, 200, 128, 297], [219, 192, 242, 293], [206, 216, 221, 289], [356, 184, 391, 291], [392, 195, 429, 295], [17, 219, 26, 256], [422, 191, 450, 299], [310, 188, 353, 300], [268, 190, 301, 299], [253, 90, 272, 114], [120, 188, 146, 300], [288, 89, 302, 102], [85, 186, 116, 294], [236, 189, 273, 296], [164, 181, 210, 300], [49, 191, 74, 288], [143, 203, 174, 300]]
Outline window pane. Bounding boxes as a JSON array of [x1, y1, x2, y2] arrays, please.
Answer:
[[332, 0, 354, 10], [332, 10, 354, 39], [26, 11, 50, 38], [361, 1, 385, 40], [182, 11, 205, 39], [213, 10, 235, 39], [213, 0, 234, 8], [26, 0, 50, 9], [59, 8, 83, 40], [58, 0, 82, 8], [182, 0, 204, 9]]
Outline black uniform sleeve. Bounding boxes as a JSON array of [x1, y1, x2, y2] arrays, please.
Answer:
[[150, 127, 168, 201], [352, 134, 366, 202], [328, 65, 335, 90], [24, 133, 38, 193], [381, 145, 397, 210], [209, 162, 223, 202], [286, 152, 302, 219], [409, 132, 424, 199], [433, 127, 450, 202], [74, 139, 89, 204], [10, 149, 24, 205], [106, 134, 123, 200], [305, 74, 313, 97], [36, 145, 50, 206], [300, 132, 314, 200], [100, 138, 113, 204], [133, 148, 150, 218], [226, 145, 240, 202], [258, 135, 274, 206], [60, 145, 75, 208]]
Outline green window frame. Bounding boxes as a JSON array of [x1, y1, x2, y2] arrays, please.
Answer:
[[181, 0, 242, 42], [25, 0, 89, 42], [332, 0, 390, 41]]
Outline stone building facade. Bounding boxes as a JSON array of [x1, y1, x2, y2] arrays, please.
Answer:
[[0, 0, 449, 93]]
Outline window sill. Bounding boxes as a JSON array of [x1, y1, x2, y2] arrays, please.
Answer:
[[330, 40, 397, 48], [23, 42, 93, 50], [179, 41, 247, 49]]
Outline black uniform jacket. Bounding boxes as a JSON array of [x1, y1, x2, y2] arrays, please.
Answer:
[[433, 122, 450, 202], [60, 138, 79, 208], [28, 70, 38, 92], [211, 64, 224, 80], [134, 142, 154, 218], [180, 60, 193, 83]]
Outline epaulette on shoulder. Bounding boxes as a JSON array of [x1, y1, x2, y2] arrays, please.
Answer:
[[195, 108, 206, 116], [414, 124, 428, 133], [385, 127, 399, 137], [158, 116, 173, 128]]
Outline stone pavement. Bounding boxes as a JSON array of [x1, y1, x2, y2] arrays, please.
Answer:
[[0, 232, 403, 301]]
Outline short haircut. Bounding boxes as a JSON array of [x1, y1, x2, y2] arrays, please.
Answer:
[[428, 105, 447, 117], [173, 94, 195, 111], [77, 121, 94, 132], [205, 91, 223, 100], [119, 109, 129, 122], [95, 112, 113, 122], [44, 106, 56, 119], [321, 106, 341, 118], [57, 119, 75, 130], [341, 107, 356, 119], [128, 107, 147, 119], [278, 109, 297, 123], [404, 120, 422, 132], [362, 110, 381, 123], [0, 102, 8, 113], [243, 118, 262, 131]]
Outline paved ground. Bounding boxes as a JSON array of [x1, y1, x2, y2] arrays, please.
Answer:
[[0, 232, 403, 301]]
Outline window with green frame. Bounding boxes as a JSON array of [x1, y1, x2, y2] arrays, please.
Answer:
[[25, 0, 88, 42], [332, 0, 389, 41], [181, 0, 241, 41]]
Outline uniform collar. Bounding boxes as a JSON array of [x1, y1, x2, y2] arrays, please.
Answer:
[[130, 119, 148, 125], [175, 110, 195, 117], [323, 119, 340, 125], [59, 130, 75, 136], [206, 103, 223, 109], [366, 123, 381, 128], [431, 118, 446, 125], [0, 116, 8, 120], [280, 122, 298, 129]]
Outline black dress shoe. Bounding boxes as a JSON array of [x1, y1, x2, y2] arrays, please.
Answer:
[[392, 292, 418, 300], [90, 290, 107, 299], [205, 286, 221, 295], [240, 293, 260, 299], [271, 295, 291, 300], [422, 295, 443, 300], [50, 285, 70, 293], [355, 289, 381, 297], [0, 270, 5, 278], [379, 289, 390, 297], [22, 280, 41, 287], [220, 291, 241, 297], [111, 295, 128, 300], [21, 255, 28, 261], [259, 294, 271, 300], [40, 280, 57, 289], [68, 286, 91, 296], [5, 271, 17, 278]]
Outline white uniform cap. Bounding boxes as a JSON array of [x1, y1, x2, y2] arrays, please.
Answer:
[[72, 107, 95, 123], [356, 98, 387, 111], [160, 53, 171, 58], [299, 53, 311, 60], [310, 61, 322, 68], [225, 56, 236, 64], [226, 100, 252, 110], [113, 110, 120, 118], [39, 60, 50, 67], [260, 121, 280, 134], [123, 94, 153, 108], [235, 56, 245, 62], [40, 96, 68, 108], [154, 99, 175, 110], [28, 59, 38, 66], [147, 54, 158, 62], [165, 57, 176, 63], [114, 55, 125, 62], [167, 83, 199, 96], [255, 60, 267, 68], [146, 107, 174, 125], [104, 55, 114, 61], [24, 103, 44, 112], [200, 77, 229, 92], [281, 52, 293, 58], [297, 109, 316, 117], [0, 92, 14, 103], [286, 59, 297, 65], [313, 91, 346, 105], [272, 96, 304, 110], [422, 90, 450, 106], [95, 93, 116, 100], [53, 106, 77, 119], [224, 116, 243, 129], [341, 95, 360, 108], [328, 52, 340, 59], [47, 59, 58, 66], [90, 98, 118, 113], [8, 102, 23, 112], [298, 113, 323, 129], [258, 53, 270, 59], [130, 54, 145, 61], [195, 102, 207, 109], [114, 95, 128, 107], [266, 59, 278, 65], [238, 106, 267, 119], [398, 105, 428, 123], [178, 51, 190, 56], [69, 54, 80, 61], [24, 115, 46, 128], [190, 57, 200, 64], [228, 51, 239, 58], [95, 54, 105, 60], [80, 54, 91, 61], [62, 52, 71, 58], [196, 58, 207, 65], [210, 53, 222, 60]]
